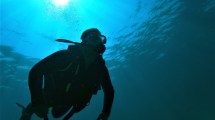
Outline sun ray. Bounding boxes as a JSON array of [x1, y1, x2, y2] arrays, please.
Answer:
[[51, 0, 69, 7]]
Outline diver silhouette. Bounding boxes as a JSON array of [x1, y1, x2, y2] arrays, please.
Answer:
[[19, 28, 114, 120]]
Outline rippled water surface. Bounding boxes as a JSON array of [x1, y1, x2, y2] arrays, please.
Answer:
[[1, 0, 215, 120]]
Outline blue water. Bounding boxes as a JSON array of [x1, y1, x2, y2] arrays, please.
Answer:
[[1, 0, 215, 120]]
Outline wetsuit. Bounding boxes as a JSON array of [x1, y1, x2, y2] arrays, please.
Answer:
[[28, 45, 114, 117]]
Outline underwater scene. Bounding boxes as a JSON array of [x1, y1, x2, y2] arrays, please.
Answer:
[[1, 0, 215, 120]]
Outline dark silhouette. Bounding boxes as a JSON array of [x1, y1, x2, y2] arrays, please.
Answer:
[[19, 28, 114, 120]]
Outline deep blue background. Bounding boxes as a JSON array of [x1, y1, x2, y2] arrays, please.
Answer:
[[1, 0, 215, 119]]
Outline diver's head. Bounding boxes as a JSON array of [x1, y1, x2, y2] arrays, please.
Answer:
[[81, 28, 106, 45], [81, 28, 106, 54]]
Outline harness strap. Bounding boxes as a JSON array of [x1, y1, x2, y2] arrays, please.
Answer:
[[63, 103, 87, 120], [62, 107, 76, 120]]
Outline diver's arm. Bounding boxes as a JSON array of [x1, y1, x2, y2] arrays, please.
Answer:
[[28, 50, 70, 106], [100, 65, 114, 117], [28, 61, 46, 106], [28, 50, 72, 118]]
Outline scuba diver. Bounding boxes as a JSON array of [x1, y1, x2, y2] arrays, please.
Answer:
[[19, 28, 114, 120]]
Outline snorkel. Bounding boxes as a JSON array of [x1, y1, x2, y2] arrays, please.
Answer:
[[56, 34, 106, 45], [56, 39, 80, 44], [56, 28, 107, 54], [56, 35, 107, 54]]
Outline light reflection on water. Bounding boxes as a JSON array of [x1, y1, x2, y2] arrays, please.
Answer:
[[0, 0, 215, 120]]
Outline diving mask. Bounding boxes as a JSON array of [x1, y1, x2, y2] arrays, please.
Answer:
[[100, 35, 107, 44]]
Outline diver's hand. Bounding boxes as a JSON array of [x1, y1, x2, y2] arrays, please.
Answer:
[[18, 103, 34, 120], [32, 104, 49, 118], [97, 112, 109, 120], [20, 109, 32, 120]]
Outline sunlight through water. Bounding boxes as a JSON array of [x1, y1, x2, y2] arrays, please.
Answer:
[[1, 0, 215, 120], [50, 0, 70, 7]]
